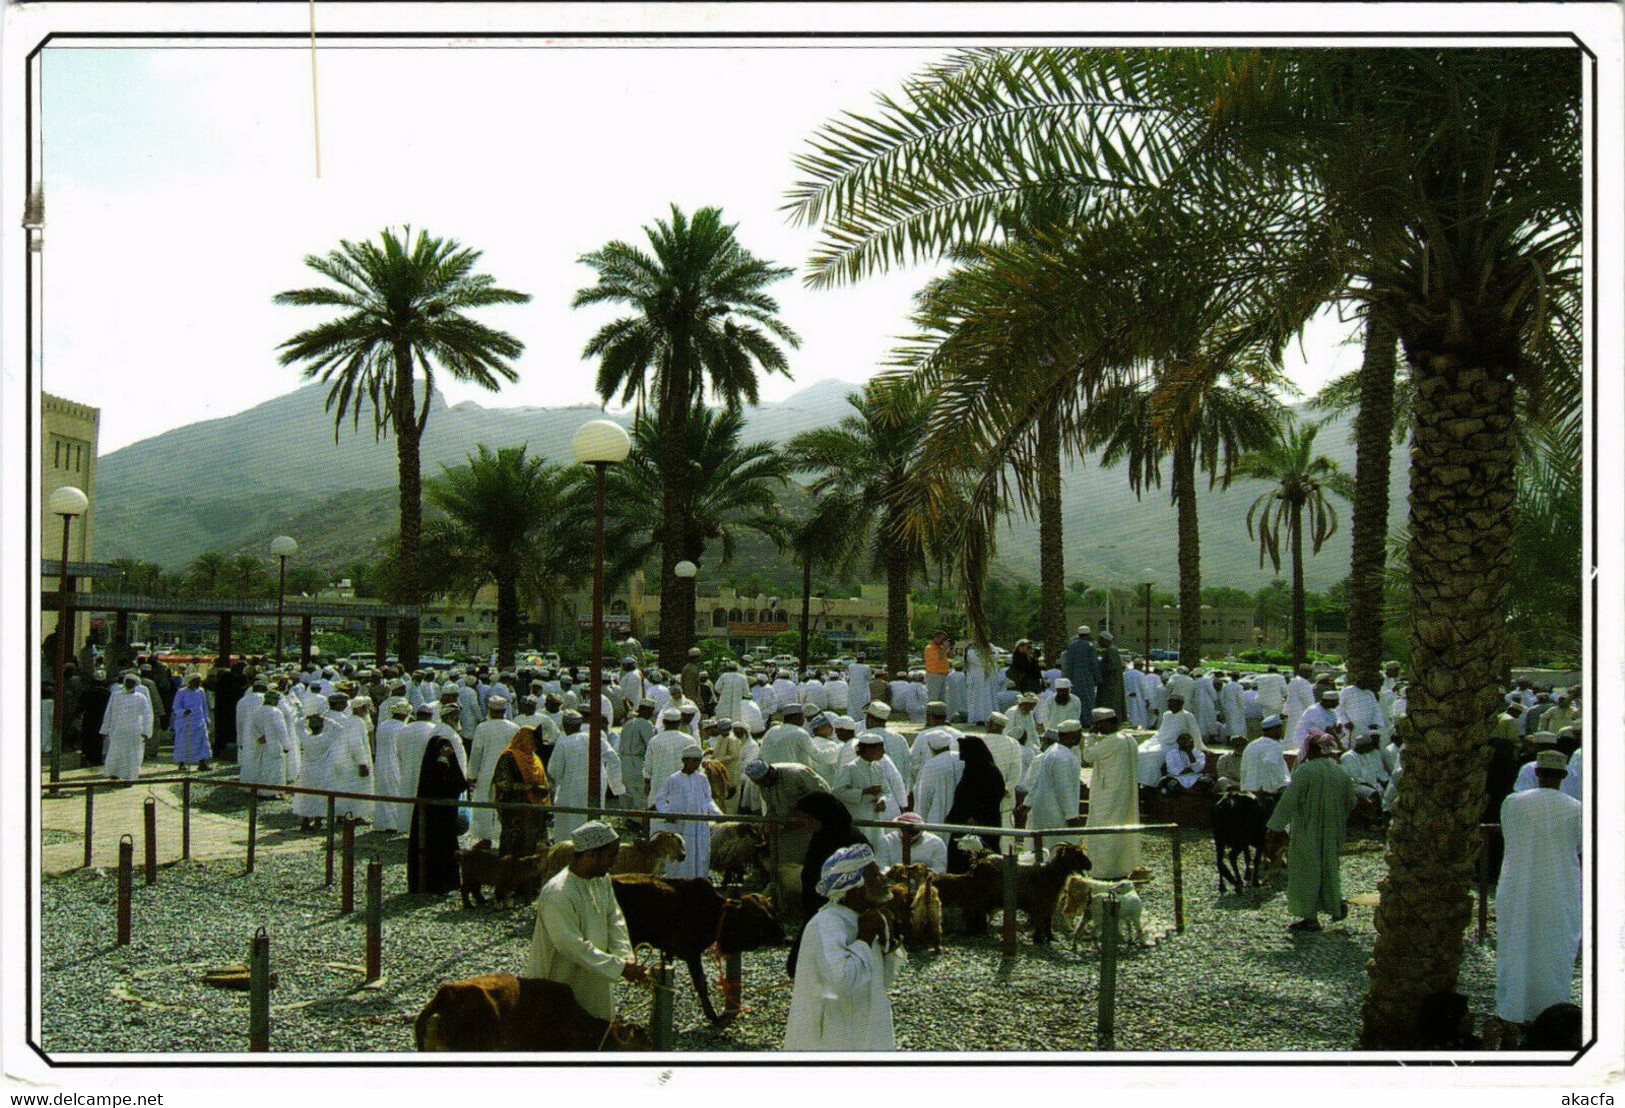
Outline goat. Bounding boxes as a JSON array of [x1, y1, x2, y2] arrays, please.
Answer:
[[1068, 878, 1143, 946], [709, 821, 773, 888], [910, 880, 944, 952], [1211, 791, 1273, 894], [414, 974, 650, 1051], [1016, 842, 1093, 944], [457, 845, 548, 909], [929, 857, 1003, 934], [611, 830, 687, 876]]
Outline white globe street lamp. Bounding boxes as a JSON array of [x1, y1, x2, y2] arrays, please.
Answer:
[[48, 486, 88, 785], [572, 419, 632, 814], [270, 536, 299, 665]]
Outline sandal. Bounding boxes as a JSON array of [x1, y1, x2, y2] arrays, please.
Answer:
[[1288, 918, 1322, 932]]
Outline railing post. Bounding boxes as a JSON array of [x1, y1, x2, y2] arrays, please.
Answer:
[[365, 856, 383, 982], [181, 777, 192, 861], [652, 962, 674, 1050], [246, 785, 259, 874], [1001, 847, 1019, 956], [900, 828, 912, 866], [248, 928, 271, 1052], [1097, 895, 1120, 1046], [1170, 827, 1185, 934], [143, 797, 158, 885], [341, 816, 357, 915], [325, 795, 337, 886], [116, 835, 133, 946], [82, 785, 95, 870]]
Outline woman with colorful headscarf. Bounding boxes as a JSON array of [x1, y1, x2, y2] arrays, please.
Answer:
[[489, 726, 550, 859]]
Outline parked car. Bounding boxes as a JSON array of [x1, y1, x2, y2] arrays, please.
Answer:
[[1149, 648, 1181, 661]]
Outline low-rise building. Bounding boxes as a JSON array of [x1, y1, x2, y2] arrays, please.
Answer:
[[642, 584, 900, 654], [42, 392, 100, 650]]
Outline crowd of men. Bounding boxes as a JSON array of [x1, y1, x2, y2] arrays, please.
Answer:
[[42, 631, 1584, 1050]]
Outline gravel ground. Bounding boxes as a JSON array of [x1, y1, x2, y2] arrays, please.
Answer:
[[39, 809, 1525, 1056]]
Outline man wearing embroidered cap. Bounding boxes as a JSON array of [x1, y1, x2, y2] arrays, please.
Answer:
[[832, 732, 908, 846], [783, 843, 899, 1051], [1240, 715, 1292, 798], [760, 703, 818, 773], [1495, 749, 1581, 1023], [1018, 718, 1086, 846], [1080, 707, 1142, 878], [524, 820, 648, 1022], [1512, 732, 1563, 793]]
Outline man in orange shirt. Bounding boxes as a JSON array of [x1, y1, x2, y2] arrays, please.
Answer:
[[924, 631, 952, 707]]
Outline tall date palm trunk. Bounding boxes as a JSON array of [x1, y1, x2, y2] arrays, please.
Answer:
[[1359, 350, 1518, 1047], [1037, 406, 1068, 666], [392, 346, 423, 670], [1173, 438, 1202, 667], [1346, 316, 1400, 677]]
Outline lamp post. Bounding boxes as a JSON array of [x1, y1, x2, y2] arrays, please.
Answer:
[[674, 560, 699, 678], [49, 485, 88, 785], [1141, 569, 1154, 662], [572, 419, 631, 815], [270, 536, 298, 665]]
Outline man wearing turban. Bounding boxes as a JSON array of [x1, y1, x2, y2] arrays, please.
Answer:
[[783, 843, 899, 1051]]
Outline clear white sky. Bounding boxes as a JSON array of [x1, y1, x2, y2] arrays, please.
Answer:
[[42, 44, 1362, 454]]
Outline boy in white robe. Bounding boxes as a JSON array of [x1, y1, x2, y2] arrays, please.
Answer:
[[831, 733, 908, 845], [466, 697, 520, 842], [874, 813, 949, 873], [652, 746, 722, 878], [99, 675, 153, 782], [784, 843, 900, 1051]]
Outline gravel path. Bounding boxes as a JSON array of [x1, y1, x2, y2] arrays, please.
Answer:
[[39, 813, 1518, 1055]]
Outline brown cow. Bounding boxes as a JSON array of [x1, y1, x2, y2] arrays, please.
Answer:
[[611, 874, 785, 1025], [414, 974, 650, 1051]]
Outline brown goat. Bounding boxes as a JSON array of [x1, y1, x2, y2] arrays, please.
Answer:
[[929, 857, 1004, 934], [1016, 842, 1093, 944]]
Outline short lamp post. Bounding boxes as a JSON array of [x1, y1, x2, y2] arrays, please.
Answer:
[[49, 485, 89, 786], [572, 419, 631, 816], [270, 536, 298, 665]]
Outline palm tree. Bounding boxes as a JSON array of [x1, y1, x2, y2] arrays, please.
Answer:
[[596, 407, 792, 603], [184, 551, 230, 598], [226, 553, 274, 599], [423, 445, 590, 667], [573, 205, 800, 668], [275, 226, 531, 669], [1234, 419, 1354, 670], [785, 382, 931, 674], [787, 47, 1579, 1044], [787, 502, 866, 670], [1083, 357, 1284, 666], [1314, 316, 1403, 679]]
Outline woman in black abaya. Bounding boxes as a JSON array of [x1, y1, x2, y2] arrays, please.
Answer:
[[946, 735, 1006, 870], [407, 734, 468, 895]]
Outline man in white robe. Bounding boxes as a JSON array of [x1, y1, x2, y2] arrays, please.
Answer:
[[524, 821, 648, 1022], [1123, 663, 1149, 729], [1018, 719, 1085, 846], [1291, 689, 1345, 755], [291, 712, 336, 830], [912, 734, 963, 826], [760, 705, 818, 772], [456, 676, 483, 742], [643, 708, 695, 796], [1187, 668, 1220, 740], [616, 700, 656, 807], [1512, 732, 1562, 793], [858, 703, 913, 781], [1340, 729, 1390, 805], [908, 705, 963, 789], [944, 662, 968, 722], [1080, 708, 1142, 878], [652, 745, 723, 877], [372, 701, 412, 832], [1337, 674, 1391, 741], [99, 674, 153, 781], [832, 733, 908, 846], [1216, 674, 1248, 741], [874, 813, 949, 873], [784, 844, 900, 1051], [235, 681, 266, 755], [549, 722, 624, 841], [1039, 679, 1083, 730], [1141, 693, 1206, 782], [240, 689, 291, 789], [323, 695, 375, 822], [616, 659, 646, 723], [466, 697, 520, 842], [1162, 734, 1211, 794], [845, 659, 873, 718], [1003, 694, 1044, 758], [1495, 751, 1582, 1023], [1254, 666, 1288, 719], [963, 644, 995, 726], [1561, 741, 1583, 803], [771, 671, 800, 712], [1282, 664, 1316, 742], [1240, 716, 1293, 797], [713, 662, 748, 724]]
